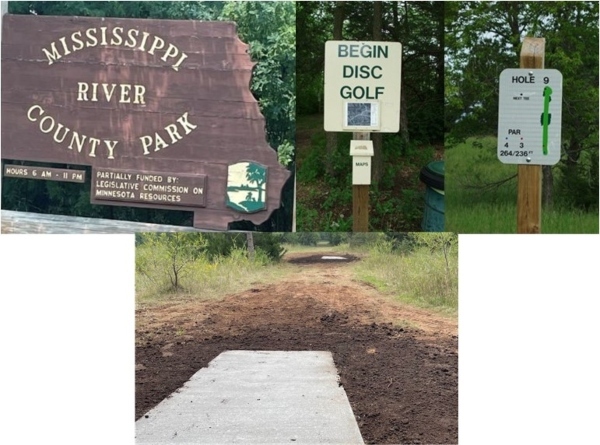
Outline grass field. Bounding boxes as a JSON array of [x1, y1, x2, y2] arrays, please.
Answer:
[[355, 249, 457, 316], [136, 238, 458, 317], [135, 246, 292, 307], [446, 136, 599, 233]]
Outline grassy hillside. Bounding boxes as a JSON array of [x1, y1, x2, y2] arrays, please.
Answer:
[[446, 137, 599, 233]]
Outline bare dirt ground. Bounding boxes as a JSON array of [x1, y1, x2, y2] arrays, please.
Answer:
[[136, 252, 458, 444]]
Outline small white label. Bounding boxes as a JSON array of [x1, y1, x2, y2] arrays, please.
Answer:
[[352, 156, 372, 185]]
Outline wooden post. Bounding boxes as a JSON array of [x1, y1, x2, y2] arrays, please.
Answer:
[[292, 170, 297, 232], [517, 37, 545, 234], [246, 232, 255, 261], [352, 132, 370, 232]]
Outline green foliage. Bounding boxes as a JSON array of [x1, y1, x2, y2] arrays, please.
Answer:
[[325, 232, 347, 246], [196, 232, 285, 262], [201, 233, 246, 261], [296, 1, 442, 231], [408, 232, 455, 249], [296, 232, 319, 246], [281, 232, 320, 246], [352, 232, 458, 313], [136, 232, 207, 291], [295, 1, 330, 115], [252, 233, 287, 262], [446, 137, 517, 206], [446, 137, 599, 233], [281, 231, 349, 247], [408, 232, 458, 274], [356, 243, 458, 313], [219, 1, 296, 150], [280, 233, 300, 244], [371, 238, 396, 255], [136, 240, 287, 304], [347, 233, 387, 248], [135, 232, 285, 301], [445, 2, 599, 212], [297, 1, 444, 143], [277, 141, 295, 167], [297, 132, 327, 183], [296, 115, 436, 231], [447, 200, 599, 234], [385, 232, 410, 245], [555, 144, 599, 210]]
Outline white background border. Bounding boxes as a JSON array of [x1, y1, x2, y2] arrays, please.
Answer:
[[1, 233, 598, 444], [0, 234, 135, 444]]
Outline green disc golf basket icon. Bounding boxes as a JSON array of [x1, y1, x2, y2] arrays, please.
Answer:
[[541, 86, 552, 156]]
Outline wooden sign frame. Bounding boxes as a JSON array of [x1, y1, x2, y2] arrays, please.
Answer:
[[1, 14, 290, 230]]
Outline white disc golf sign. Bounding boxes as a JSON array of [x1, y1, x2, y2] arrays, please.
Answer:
[[324, 41, 401, 133], [498, 69, 562, 165]]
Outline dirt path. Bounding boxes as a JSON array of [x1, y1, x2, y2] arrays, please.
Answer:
[[136, 253, 458, 444]]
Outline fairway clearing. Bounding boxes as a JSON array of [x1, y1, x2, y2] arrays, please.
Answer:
[[136, 252, 458, 444], [286, 252, 360, 264]]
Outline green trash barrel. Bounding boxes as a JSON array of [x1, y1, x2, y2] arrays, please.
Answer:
[[419, 160, 445, 231]]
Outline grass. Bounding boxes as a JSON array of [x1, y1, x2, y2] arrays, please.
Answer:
[[136, 236, 459, 318], [449, 202, 599, 233], [391, 319, 421, 330], [352, 246, 458, 316], [136, 246, 291, 307], [446, 136, 599, 233]]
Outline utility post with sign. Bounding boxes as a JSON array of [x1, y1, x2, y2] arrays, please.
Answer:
[[498, 37, 562, 233], [324, 40, 402, 231]]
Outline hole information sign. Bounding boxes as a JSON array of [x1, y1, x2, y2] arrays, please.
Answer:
[[498, 68, 563, 165], [324, 41, 401, 133]]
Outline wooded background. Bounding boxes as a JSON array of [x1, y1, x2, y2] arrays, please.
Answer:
[[296, 1, 444, 232], [3, 1, 596, 232], [445, 1, 599, 213]]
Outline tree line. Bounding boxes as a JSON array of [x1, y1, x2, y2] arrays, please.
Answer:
[[445, 1, 598, 211]]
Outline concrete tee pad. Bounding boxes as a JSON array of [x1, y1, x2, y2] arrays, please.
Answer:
[[136, 350, 364, 444]]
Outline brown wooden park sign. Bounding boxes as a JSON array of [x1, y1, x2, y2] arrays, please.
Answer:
[[1, 14, 290, 230]]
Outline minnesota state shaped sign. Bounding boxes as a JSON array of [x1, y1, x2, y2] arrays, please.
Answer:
[[1, 15, 291, 230]]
